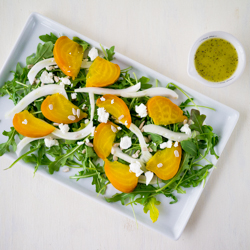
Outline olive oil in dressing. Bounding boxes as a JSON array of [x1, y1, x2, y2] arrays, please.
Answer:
[[194, 38, 238, 82]]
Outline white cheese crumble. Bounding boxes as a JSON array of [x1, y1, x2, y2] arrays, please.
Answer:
[[82, 104, 86, 109], [22, 119, 28, 125], [111, 99, 114, 104], [135, 103, 148, 118], [84, 119, 89, 124], [124, 120, 128, 126], [129, 161, 143, 177], [77, 141, 85, 146], [117, 126, 122, 130], [88, 47, 98, 61], [68, 115, 76, 121], [59, 77, 71, 85], [160, 140, 172, 149], [145, 171, 154, 185], [49, 104, 53, 110], [174, 141, 179, 147], [157, 163, 163, 168], [120, 136, 132, 149], [111, 125, 117, 133], [59, 123, 69, 134], [44, 137, 59, 148], [71, 93, 77, 99], [174, 150, 179, 157], [100, 96, 105, 101], [180, 124, 191, 135], [85, 138, 90, 143], [40, 71, 54, 84], [97, 107, 109, 123]]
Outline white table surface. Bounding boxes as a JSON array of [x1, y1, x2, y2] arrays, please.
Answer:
[[0, 0, 249, 249]]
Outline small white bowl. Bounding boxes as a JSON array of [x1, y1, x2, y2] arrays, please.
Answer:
[[187, 31, 246, 88]]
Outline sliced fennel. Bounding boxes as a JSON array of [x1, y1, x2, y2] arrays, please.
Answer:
[[5, 84, 68, 119], [81, 59, 92, 68], [143, 124, 196, 141], [52, 121, 93, 140], [129, 123, 152, 163], [138, 175, 162, 185], [119, 87, 178, 99], [28, 58, 57, 84], [16, 135, 56, 156], [112, 146, 146, 170], [75, 82, 141, 95]]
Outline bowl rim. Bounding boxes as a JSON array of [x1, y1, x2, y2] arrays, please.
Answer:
[[187, 31, 246, 88]]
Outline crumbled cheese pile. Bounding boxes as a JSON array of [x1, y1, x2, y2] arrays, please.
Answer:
[[59, 123, 69, 134], [60, 77, 71, 86], [145, 171, 154, 185], [135, 103, 148, 118], [97, 107, 109, 123], [160, 140, 172, 149], [88, 47, 98, 61], [120, 136, 132, 149], [40, 71, 54, 84], [44, 137, 59, 148], [180, 124, 191, 135], [129, 161, 143, 177]]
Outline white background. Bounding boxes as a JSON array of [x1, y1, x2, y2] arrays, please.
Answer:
[[0, 0, 250, 249]]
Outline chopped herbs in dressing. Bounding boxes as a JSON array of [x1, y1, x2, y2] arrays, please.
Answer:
[[194, 38, 238, 82]]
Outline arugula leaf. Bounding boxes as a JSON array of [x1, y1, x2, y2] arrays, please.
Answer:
[[180, 139, 198, 156], [146, 132, 162, 144], [190, 109, 206, 134], [0, 127, 17, 156], [73, 37, 90, 51], [138, 76, 152, 90], [26, 42, 54, 65], [48, 145, 81, 174], [105, 46, 115, 61], [39, 33, 58, 44], [143, 197, 161, 223]]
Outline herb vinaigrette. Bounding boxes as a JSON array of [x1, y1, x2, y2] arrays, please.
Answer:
[[194, 38, 238, 82]]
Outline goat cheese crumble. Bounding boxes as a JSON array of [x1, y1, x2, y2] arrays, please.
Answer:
[[145, 171, 154, 185], [180, 124, 191, 135], [135, 103, 147, 118], [44, 137, 59, 148], [71, 93, 77, 99], [120, 136, 132, 149], [59, 123, 70, 134], [129, 161, 143, 177], [97, 107, 109, 123], [40, 71, 54, 84], [88, 47, 98, 61]]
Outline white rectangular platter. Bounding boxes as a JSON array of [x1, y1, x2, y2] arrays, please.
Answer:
[[0, 13, 239, 240]]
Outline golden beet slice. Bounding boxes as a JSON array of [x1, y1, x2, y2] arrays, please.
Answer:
[[93, 121, 118, 159], [53, 36, 84, 79], [41, 93, 87, 124], [86, 56, 120, 87], [96, 94, 131, 128], [146, 144, 182, 180], [13, 110, 55, 138], [104, 159, 138, 193], [147, 96, 187, 125]]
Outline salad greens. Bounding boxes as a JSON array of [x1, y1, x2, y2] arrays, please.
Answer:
[[0, 33, 219, 223]]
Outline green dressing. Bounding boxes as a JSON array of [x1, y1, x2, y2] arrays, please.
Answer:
[[194, 38, 238, 82]]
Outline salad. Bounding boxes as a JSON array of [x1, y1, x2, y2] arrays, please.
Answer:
[[0, 33, 219, 223]]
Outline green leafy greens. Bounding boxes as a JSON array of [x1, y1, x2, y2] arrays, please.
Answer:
[[0, 32, 220, 224]]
